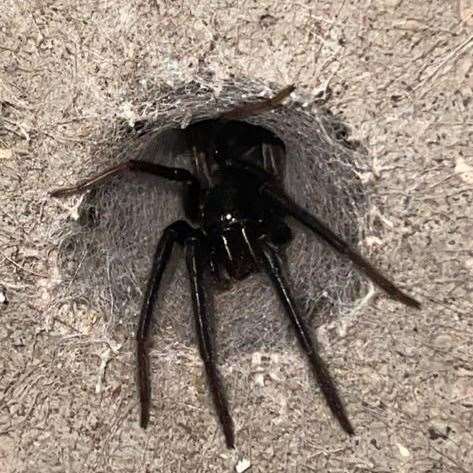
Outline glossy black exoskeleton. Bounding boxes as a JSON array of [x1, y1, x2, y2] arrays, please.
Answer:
[[51, 86, 420, 449], [193, 124, 289, 281]]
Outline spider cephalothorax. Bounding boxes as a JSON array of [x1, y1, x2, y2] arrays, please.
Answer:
[[51, 85, 420, 449]]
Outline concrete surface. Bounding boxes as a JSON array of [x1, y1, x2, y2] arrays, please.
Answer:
[[1, 1, 472, 472]]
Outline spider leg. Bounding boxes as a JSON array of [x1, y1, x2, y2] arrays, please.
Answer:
[[185, 235, 235, 449], [214, 119, 287, 181], [50, 159, 202, 220], [186, 125, 214, 189], [260, 186, 421, 309], [257, 240, 355, 435], [261, 141, 286, 183], [218, 84, 295, 121], [50, 161, 132, 196], [136, 220, 193, 428]]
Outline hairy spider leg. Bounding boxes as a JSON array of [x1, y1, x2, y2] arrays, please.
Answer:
[[50, 159, 202, 220], [257, 241, 355, 435], [136, 221, 192, 428], [260, 187, 421, 309], [186, 236, 235, 449]]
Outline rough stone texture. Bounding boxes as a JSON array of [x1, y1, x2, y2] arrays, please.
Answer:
[[1, 1, 472, 472]]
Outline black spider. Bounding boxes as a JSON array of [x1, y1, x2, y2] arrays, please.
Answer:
[[51, 85, 420, 449]]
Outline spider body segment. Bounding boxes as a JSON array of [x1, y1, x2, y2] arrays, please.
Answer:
[[200, 159, 290, 281], [51, 86, 420, 449]]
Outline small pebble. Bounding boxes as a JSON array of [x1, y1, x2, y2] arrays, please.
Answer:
[[235, 458, 251, 473]]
